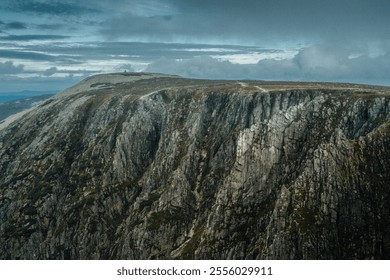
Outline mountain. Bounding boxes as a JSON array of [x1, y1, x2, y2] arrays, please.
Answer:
[[0, 90, 57, 103], [0, 72, 390, 259], [0, 94, 55, 121]]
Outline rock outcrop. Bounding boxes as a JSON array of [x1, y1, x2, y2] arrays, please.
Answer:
[[1, 73, 390, 259]]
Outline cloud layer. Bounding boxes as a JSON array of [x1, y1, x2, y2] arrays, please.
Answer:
[[99, 0, 390, 44], [0, 0, 390, 91], [147, 45, 390, 85]]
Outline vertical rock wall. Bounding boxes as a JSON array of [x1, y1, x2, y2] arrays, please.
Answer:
[[0, 75, 389, 259]]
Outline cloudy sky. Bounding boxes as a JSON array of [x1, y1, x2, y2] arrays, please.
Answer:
[[1, 0, 390, 92]]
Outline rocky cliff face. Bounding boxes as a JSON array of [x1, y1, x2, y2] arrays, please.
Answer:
[[1, 73, 390, 259]]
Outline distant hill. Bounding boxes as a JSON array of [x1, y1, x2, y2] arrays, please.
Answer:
[[0, 90, 58, 103], [0, 94, 55, 121]]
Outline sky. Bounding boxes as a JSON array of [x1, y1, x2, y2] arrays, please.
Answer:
[[0, 0, 390, 92]]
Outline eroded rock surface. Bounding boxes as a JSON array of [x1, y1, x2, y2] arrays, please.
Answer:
[[1, 73, 390, 259]]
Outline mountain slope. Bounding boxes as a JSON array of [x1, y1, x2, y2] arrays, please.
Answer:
[[1, 73, 390, 259]]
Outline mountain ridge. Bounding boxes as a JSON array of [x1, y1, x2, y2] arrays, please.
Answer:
[[1, 73, 390, 259]]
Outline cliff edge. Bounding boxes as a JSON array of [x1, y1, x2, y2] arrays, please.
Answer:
[[1, 73, 390, 259]]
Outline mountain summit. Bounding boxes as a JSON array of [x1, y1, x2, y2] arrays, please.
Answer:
[[1, 73, 390, 259]]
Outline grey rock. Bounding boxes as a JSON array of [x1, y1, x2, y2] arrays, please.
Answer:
[[1, 73, 390, 259]]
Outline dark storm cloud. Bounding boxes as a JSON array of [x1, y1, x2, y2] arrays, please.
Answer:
[[6, 0, 99, 16], [99, 0, 390, 44], [0, 21, 27, 30], [3, 0, 389, 45], [1, 0, 389, 45], [0, 35, 70, 41]]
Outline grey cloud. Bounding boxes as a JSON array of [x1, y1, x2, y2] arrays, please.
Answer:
[[146, 45, 390, 86], [0, 49, 60, 61], [0, 35, 70, 41], [43, 67, 58, 76], [100, 0, 390, 44], [1, 0, 389, 46], [28, 41, 252, 62], [41, 67, 96, 77], [291, 45, 390, 83], [147, 56, 247, 79], [0, 61, 24, 74], [36, 24, 65, 30], [99, 11, 252, 43], [100, 13, 190, 42], [2, 0, 389, 47], [5, 21, 27, 29], [0, 49, 81, 64], [6, 0, 99, 16], [0, 21, 27, 30]]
